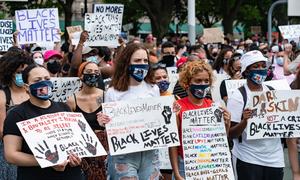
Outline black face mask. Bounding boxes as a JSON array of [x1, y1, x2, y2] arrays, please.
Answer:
[[47, 61, 61, 74], [160, 55, 175, 67], [212, 52, 218, 57], [83, 74, 100, 87]]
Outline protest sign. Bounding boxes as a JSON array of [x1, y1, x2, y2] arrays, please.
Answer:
[[17, 112, 107, 168], [159, 148, 172, 169], [102, 96, 180, 156], [85, 4, 124, 47], [50, 77, 82, 102], [211, 73, 228, 106], [203, 28, 224, 44], [182, 105, 234, 180], [0, 20, 13, 51], [167, 67, 179, 92], [66, 26, 82, 46], [278, 25, 300, 41], [264, 79, 291, 90], [15, 8, 60, 44], [225, 79, 247, 99], [246, 90, 300, 139]]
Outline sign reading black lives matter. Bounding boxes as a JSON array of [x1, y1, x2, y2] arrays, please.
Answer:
[[102, 96, 180, 156], [182, 105, 234, 180], [84, 4, 124, 47], [246, 90, 300, 139], [17, 112, 107, 168], [0, 20, 13, 51], [15, 8, 60, 44], [50, 77, 82, 102]]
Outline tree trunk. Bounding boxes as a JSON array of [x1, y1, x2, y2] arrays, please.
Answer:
[[222, 17, 234, 36], [59, 0, 74, 42]]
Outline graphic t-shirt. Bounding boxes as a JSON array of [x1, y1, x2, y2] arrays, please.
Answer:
[[3, 100, 83, 180], [177, 97, 213, 158]]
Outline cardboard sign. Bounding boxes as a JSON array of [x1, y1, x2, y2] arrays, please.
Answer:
[[102, 96, 180, 156], [0, 20, 13, 51], [246, 90, 300, 139], [17, 112, 107, 168], [50, 77, 82, 102], [66, 26, 83, 46], [182, 105, 234, 180], [203, 28, 224, 44], [85, 4, 124, 47], [15, 8, 60, 44]]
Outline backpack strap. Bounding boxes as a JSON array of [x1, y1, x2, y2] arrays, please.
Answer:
[[237, 85, 247, 143], [266, 85, 275, 90], [3, 86, 12, 112]]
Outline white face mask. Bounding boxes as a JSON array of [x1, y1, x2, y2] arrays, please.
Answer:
[[34, 58, 44, 66]]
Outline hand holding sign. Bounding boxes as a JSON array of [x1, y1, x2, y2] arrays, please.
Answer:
[[35, 140, 59, 164], [79, 31, 89, 45], [80, 134, 97, 155], [96, 112, 111, 127]]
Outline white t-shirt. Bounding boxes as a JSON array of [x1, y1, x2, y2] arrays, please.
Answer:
[[105, 81, 160, 103], [227, 84, 284, 168]]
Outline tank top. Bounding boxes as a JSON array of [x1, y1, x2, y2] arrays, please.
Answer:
[[73, 94, 104, 130]]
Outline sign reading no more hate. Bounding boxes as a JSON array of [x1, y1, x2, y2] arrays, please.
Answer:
[[15, 8, 60, 44], [17, 112, 107, 168], [246, 90, 300, 140], [182, 105, 235, 180], [85, 4, 124, 47], [0, 20, 13, 52], [102, 96, 180, 156]]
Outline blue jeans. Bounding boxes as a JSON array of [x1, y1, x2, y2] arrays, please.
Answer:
[[107, 150, 160, 180], [172, 156, 185, 180]]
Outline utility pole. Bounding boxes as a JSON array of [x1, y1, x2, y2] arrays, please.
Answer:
[[188, 0, 196, 45]]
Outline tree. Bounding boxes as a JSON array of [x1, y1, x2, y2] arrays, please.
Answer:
[[195, 1, 221, 28], [135, 0, 176, 42], [57, 0, 75, 41]]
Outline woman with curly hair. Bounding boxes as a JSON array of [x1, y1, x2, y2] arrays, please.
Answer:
[[169, 60, 231, 180], [0, 50, 33, 180], [97, 43, 161, 180]]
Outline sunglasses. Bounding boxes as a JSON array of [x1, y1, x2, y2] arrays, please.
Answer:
[[151, 63, 167, 69]]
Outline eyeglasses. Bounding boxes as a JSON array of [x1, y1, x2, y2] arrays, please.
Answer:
[[151, 63, 167, 69], [232, 55, 241, 61]]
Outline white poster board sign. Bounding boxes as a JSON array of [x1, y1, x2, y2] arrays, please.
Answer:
[[225, 79, 247, 99], [17, 112, 107, 168], [159, 148, 172, 169], [15, 8, 60, 44], [211, 73, 228, 105], [288, 0, 300, 16], [167, 67, 179, 92], [102, 96, 180, 156], [182, 105, 234, 180], [279, 25, 300, 41], [246, 90, 300, 139], [85, 4, 124, 47], [0, 20, 13, 51], [66, 26, 82, 46], [50, 77, 82, 102]]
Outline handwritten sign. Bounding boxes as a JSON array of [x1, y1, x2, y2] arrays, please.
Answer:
[[211, 73, 228, 106], [50, 77, 82, 102], [102, 96, 180, 156], [167, 67, 178, 92], [264, 79, 291, 90], [15, 8, 60, 44], [203, 28, 224, 44], [225, 79, 247, 99], [85, 4, 124, 47], [246, 90, 300, 139], [182, 105, 234, 180], [0, 20, 13, 51], [17, 112, 107, 168], [66, 26, 82, 46]]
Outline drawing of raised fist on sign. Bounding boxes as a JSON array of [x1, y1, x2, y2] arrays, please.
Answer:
[[35, 140, 59, 164], [162, 106, 172, 124], [80, 134, 97, 155]]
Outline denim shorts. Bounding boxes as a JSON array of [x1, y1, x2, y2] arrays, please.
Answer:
[[171, 156, 185, 180], [107, 149, 160, 180]]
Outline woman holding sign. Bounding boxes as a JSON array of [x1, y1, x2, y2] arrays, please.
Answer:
[[168, 60, 231, 180], [67, 61, 108, 180], [97, 43, 161, 180], [3, 64, 84, 180], [227, 50, 284, 180]]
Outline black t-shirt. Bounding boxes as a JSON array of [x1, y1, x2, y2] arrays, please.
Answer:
[[3, 100, 83, 180], [220, 79, 228, 100]]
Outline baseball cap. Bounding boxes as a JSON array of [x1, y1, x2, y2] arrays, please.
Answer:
[[241, 50, 268, 73], [43, 50, 62, 62], [82, 46, 98, 55], [176, 57, 188, 68], [271, 45, 279, 53]]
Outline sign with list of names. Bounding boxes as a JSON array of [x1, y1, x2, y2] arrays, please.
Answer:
[[182, 105, 234, 180], [102, 96, 180, 156], [17, 112, 107, 168]]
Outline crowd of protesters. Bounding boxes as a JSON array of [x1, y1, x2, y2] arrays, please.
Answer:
[[0, 29, 300, 180]]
